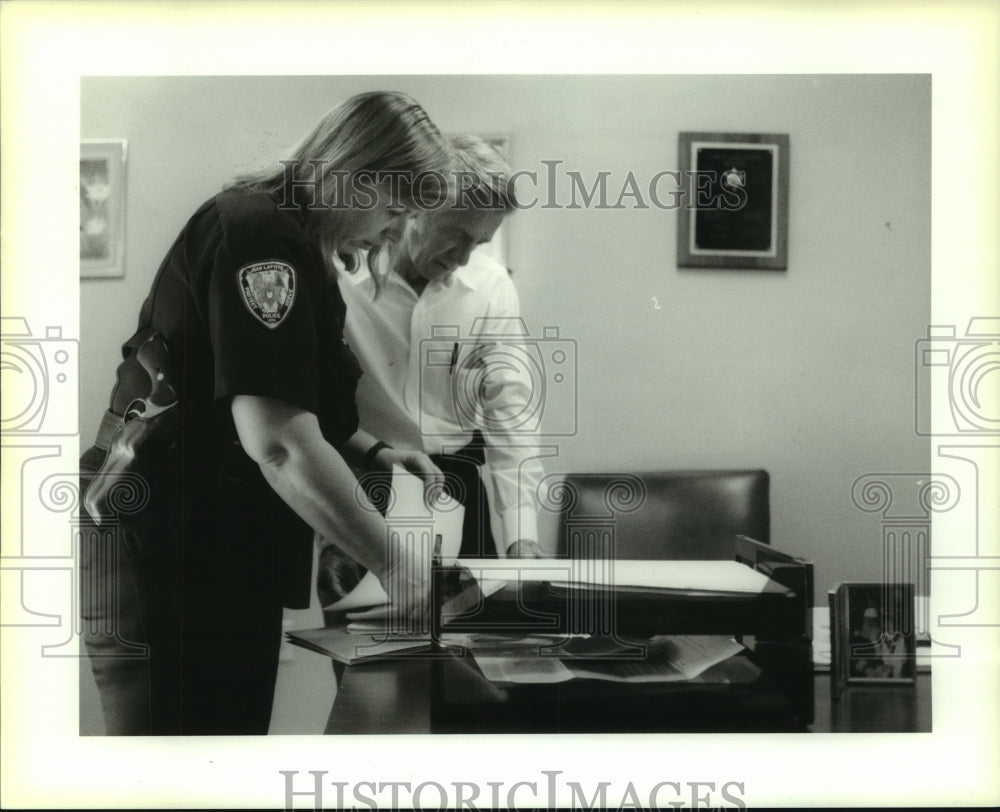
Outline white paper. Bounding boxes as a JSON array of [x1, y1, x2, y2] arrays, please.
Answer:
[[455, 558, 775, 595], [645, 634, 744, 678], [474, 655, 575, 684], [285, 626, 429, 664], [323, 570, 387, 613], [322, 465, 465, 612], [385, 465, 464, 565], [474, 635, 744, 685]]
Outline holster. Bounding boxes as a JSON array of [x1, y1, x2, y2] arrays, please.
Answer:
[[82, 330, 185, 559]]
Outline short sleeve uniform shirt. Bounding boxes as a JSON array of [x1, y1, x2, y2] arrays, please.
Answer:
[[119, 189, 361, 607]]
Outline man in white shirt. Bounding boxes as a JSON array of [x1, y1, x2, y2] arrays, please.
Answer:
[[334, 134, 546, 574]]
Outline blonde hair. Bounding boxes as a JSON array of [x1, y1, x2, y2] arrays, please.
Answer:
[[228, 91, 449, 292], [446, 134, 518, 212]]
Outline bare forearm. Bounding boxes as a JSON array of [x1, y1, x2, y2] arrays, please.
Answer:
[[258, 437, 389, 576], [232, 396, 437, 620], [231, 395, 389, 576], [335, 428, 380, 471]]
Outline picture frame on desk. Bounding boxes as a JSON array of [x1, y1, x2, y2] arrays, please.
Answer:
[[829, 582, 917, 699], [676, 132, 789, 270]]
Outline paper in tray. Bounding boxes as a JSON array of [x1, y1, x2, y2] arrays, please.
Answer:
[[455, 558, 784, 595]]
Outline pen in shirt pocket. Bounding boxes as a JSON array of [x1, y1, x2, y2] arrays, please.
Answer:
[[448, 342, 458, 375]]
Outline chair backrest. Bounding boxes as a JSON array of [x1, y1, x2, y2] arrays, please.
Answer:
[[553, 469, 770, 560]]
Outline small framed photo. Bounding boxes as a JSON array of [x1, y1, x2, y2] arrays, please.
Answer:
[[677, 132, 789, 270], [80, 139, 128, 278], [829, 582, 917, 697]]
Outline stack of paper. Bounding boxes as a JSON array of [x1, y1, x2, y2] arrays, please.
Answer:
[[473, 635, 745, 685], [453, 558, 776, 595]]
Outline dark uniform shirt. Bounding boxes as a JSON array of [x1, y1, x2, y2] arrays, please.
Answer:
[[109, 189, 361, 608]]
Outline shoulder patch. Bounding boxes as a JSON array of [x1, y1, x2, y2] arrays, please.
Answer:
[[238, 260, 296, 328]]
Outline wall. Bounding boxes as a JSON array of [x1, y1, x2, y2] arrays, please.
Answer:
[[81, 74, 930, 601]]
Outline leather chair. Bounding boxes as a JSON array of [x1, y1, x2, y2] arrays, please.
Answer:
[[553, 469, 770, 560]]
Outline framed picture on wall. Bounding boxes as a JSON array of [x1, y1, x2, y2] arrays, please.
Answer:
[[80, 139, 128, 278], [677, 132, 789, 270]]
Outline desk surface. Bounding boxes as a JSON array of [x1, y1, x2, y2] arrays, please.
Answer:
[[325, 654, 931, 735]]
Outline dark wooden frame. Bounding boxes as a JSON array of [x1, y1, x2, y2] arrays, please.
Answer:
[[677, 132, 789, 270], [829, 582, 917, 699]]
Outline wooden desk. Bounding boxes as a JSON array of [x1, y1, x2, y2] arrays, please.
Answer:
[[324, 654, 931, 734], [812, 672, 932, 732]]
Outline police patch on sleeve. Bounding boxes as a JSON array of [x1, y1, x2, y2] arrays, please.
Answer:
[[238, 260, 296, 328]]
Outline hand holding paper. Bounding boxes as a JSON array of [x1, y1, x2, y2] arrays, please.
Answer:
[[352, 531, 433, 628], [323, 465, 464, 629]]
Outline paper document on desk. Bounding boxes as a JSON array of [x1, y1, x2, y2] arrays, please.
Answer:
[[566, 635, 744, 682], [323, 465, 463, 613], [285, 626, 430, 664], [455, 558, 776, 594], [345, 577, 505, 635], [474, 635, 744, 685], [474, 655, 575, 684]]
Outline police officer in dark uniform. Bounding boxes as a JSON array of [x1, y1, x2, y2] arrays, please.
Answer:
[[79, 91, 449, 735]]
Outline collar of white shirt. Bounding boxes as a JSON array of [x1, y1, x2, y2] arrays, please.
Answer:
[[341, 254, 484, 296]]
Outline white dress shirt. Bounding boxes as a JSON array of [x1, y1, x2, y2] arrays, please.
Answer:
[[339, 250, 544, 554]]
